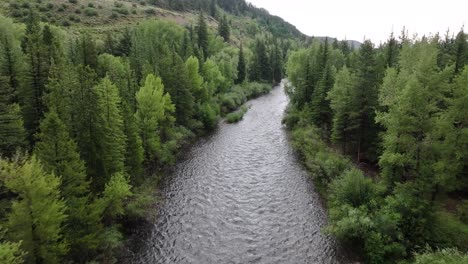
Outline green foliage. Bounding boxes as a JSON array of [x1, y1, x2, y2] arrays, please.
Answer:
[[226, 105, 248, 123], [135, 74, 175, 161], [410, 248, 468, 264], [1, 156, 67, 263], [236, 44, 246, 84], [95, 77, 127, 182], [218, 15, 230, 42]]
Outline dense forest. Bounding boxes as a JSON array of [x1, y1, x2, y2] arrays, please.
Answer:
[[285, 30, 468, 263], [0, 0, 295, 262]]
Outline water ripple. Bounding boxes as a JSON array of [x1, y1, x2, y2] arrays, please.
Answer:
[[132, 82, 349, 264]]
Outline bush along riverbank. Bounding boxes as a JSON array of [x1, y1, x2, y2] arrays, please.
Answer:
[[284, 33, 468, 263]]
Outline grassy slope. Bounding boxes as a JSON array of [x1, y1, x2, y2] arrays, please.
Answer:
[[0, 0, 281, 47]]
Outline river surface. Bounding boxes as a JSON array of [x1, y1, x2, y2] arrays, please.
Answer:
[[132, 81, 349, 264]]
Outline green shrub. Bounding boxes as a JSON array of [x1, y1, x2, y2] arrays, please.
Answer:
[[457, 200, 468, 224], [144, 8, 155, 15], [410, 248, 468, 264], [75, 8, 81, 14], [114, 1, 123, 8], [226, 106, 248, 123], [87, 3, 94, 8], [431, 211, 468, 251], [113, 8, 129, 15], [68, 0, 78, 3], [84, 8, 98, 16]]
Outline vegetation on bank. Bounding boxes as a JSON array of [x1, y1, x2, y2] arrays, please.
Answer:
[[285, 29, 468, 263], [226, 105, 248, 123], [0, 0, 291, 260]]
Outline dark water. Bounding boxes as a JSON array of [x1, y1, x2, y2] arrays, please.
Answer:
[[133, 81, 349, 264]]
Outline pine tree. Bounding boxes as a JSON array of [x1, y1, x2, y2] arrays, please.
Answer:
[[196, 12, 209, 60], [122, 102, 144, 182], [327, 66, 358, 153], [310, 63, 334, 129], [377, 40, 450, 187], [0, 16, 23, 103], [160, 51, 194, 127], [210, 0, 217, 18], [1, 156, 67, 263], [354, 40, 380, 162], [271, 42, 283, 83], [34, 111, 101, 261], [135, 74, 175, 161], [0, 76, 25, 156], [385, 32, 399, 68], [218, 15, 230, 42], [95, 77, 126, 186], [453, 29, 467, 75], [20, 10, 48, 144], [432, 66, 468, 195], [69, 66, 104, 191], [236, 44, 246, 84]]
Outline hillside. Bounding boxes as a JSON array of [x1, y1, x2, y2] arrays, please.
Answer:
[[0, 0, 304, 41]]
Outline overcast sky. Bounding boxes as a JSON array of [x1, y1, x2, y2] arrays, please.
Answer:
[[247, 0, 467, 44]]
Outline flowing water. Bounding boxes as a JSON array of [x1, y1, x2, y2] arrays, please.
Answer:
[[132, 81, 349, 264]]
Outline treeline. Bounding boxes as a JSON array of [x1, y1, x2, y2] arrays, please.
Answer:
[[285, 30, 468, 263], [0, 8, 288, 263]]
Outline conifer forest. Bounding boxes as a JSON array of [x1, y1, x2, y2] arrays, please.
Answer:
[[0, 0, 466, 263]]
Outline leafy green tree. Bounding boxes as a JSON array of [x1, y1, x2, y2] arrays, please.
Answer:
[[135, 74, 175, 161], [0, 228, 24, 264], [1, 156, 67, 264], [432, 66, 468, 194], [377, 40, 450, 187]]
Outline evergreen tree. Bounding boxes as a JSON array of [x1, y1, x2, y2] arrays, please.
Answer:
[[210, 0, 217, 18], [453, 29, 467, 75], [353, 40, 380, 162], [218, 15, 230, 42], [1, 156, 67, 263], [384, 32, 399, 68], [34, 111, 101, 261], [117, 28, 132, 57], [310, 62, 334, 129], [0, 76, 25, 156], [69, 66, 104, 190], [135, 74, 175, 161], [271, 41, 283, 83], [196, 12, 209, 60], [20, 10, 48, 144], [95, 77, 126, 185], [0, 16, 23, 103], [236, 44, 246, 84], [377, 40, 450, 187], [160, 51, 194, 127]]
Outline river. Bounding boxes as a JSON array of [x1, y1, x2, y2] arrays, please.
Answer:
[[132, 81, 349, 264]]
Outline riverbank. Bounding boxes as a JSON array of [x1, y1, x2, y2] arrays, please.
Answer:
[[282, 102, 468, 264]]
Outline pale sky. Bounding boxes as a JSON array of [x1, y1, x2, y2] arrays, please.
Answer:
[[247, 0, 468, 44]]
